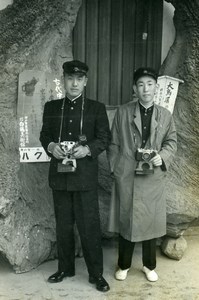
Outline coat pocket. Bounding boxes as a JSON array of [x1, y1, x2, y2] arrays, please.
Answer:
[[113, 154, 125, 177]]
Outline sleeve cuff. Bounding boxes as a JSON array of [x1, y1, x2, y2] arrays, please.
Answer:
[[85, 145, 91, 156], [160, 159, 166, 171], [47, 142, 55, 154]]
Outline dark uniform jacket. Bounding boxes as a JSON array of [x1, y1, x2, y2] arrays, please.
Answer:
[[40, 96, 111, 191]]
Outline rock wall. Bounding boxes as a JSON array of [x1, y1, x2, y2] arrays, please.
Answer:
[[162, 0, 199, 236], [0, 0, 82, 273]]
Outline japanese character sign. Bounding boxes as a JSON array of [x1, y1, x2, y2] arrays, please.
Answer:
[[18, 70, 64, 163], [154, 75, 184, 114]]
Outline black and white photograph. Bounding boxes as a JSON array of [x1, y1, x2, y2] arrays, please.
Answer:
[[0, 0, 199, 299]]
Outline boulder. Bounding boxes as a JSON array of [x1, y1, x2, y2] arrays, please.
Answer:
[[161, 236, 187, 260]]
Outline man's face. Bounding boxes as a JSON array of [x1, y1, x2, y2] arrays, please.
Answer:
[[64, 73, 88, 99], [133, 76, 158, 107]]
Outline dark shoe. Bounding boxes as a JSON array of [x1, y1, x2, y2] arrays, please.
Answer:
[[89, 275, 110, 292], [89, 275, 96, 284], [48, 271, 75, 283]]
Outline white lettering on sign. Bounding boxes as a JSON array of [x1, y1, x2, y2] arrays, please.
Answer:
[[53, 78, 64, 99], [19, 116, 30, 147]]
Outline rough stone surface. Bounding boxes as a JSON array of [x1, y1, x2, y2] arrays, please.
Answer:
[[162, 0, 199, 233], [166, 222, 190, 238], [161, 236, 188, 260], [0, 0, 82, 273]]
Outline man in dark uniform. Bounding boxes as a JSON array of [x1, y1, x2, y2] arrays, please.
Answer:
[[40, 60, 110, 292]]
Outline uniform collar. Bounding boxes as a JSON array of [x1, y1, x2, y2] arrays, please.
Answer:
[[139, 101, 154, 112], [66, 93, 82, 102]]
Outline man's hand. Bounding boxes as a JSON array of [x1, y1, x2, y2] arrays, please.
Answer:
[[150, 153, 162, 166], [48, 142, 66, 160], [72, 145, 90, 159]]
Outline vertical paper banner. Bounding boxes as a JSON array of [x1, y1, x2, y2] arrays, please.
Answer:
[[17, 70, 64, 163], [154, 75, 184, 114]]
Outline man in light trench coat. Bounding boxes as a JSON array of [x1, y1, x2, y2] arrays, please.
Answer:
[[108, 67, 177, 282]]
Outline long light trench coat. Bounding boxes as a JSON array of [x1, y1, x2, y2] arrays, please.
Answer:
[[108, 100, 177, 242]]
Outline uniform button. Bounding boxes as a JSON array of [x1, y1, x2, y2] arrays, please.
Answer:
[[143, 140, 146, 143], [69, 132, 72, 135], [71, 107, 74, 110], [144, 126, 146, 130], [69, 120, 72, 123], [74, 101, 76, 104]]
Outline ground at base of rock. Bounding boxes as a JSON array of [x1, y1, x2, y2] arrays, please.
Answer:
[[0, 229, 199, 300]]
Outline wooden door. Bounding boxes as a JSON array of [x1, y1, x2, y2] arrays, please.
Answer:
[[73, 0, 163, 106]]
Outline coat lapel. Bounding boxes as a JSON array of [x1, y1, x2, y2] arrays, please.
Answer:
[[133, 101, 142, 136], [149, 105, 158, 148]]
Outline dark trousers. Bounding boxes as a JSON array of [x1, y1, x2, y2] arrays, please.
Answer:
[[52, 189, 103, 278], [118, 235, 156, 270]]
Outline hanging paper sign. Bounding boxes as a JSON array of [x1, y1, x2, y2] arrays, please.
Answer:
[[17, 70, 64, 162], [19, 147, 50, 163], [154, 75, 184, 114]]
